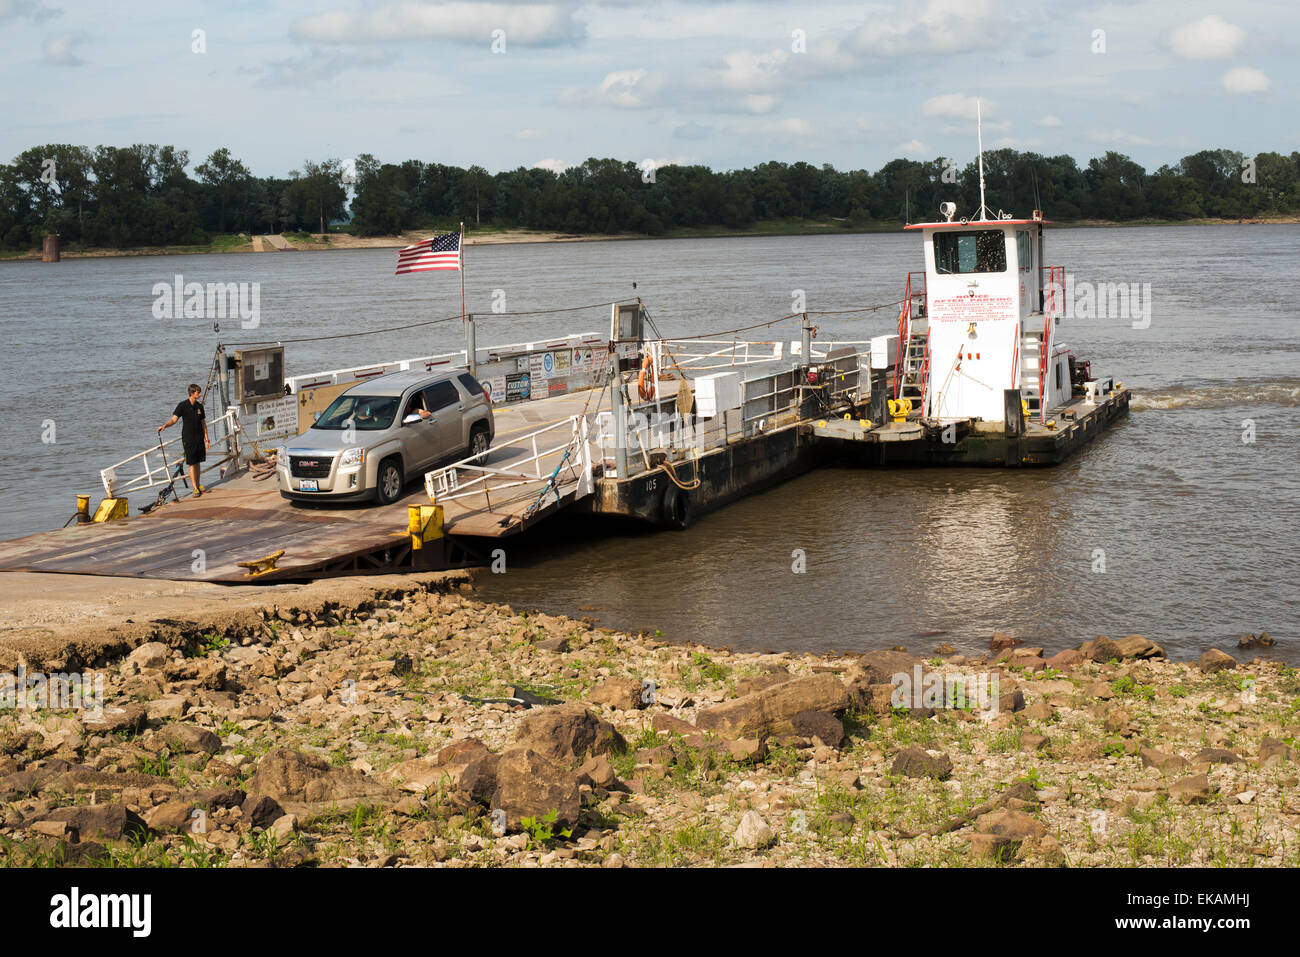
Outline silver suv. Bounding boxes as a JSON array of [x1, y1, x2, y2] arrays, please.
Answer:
[[277, 370, 494, 505]]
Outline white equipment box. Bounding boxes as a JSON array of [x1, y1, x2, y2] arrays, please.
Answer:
[[693, 371, 742, 418]]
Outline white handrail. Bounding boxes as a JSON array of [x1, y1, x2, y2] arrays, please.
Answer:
[[99, 408, 242, 498], [424, 414, 592, 506]]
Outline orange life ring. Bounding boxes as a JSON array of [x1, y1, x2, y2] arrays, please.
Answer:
[[637, 354, 655, 401]]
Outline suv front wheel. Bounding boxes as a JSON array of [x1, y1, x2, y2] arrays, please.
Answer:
[[375, 457, 404, 506]]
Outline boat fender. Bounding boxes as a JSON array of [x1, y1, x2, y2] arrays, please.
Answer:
[[661, 484, 693, 531]]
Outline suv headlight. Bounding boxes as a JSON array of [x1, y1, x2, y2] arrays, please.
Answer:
[[339, 447, 365, 468], [274, 446, 288, 465]]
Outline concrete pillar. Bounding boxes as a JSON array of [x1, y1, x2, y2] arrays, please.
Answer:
[[42, 235, 60, 263]]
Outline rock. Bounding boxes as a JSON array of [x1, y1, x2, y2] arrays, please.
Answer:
[[490, 747, 581, 831], [535, 636, 570, 653], [733, 810, 775, 849], [1193, 747, 1241, 766], [1044, 649, 1083, 670], [158, 723, 221, 755], [998, 687, 1026, 714], [1078, 636, 1122, 663], [890, 747, 953, 780], [269, 813, 298, 846], [1140, 748, 1189, 774], [968, 833, 1021, 861], [1238, 633, 1275, 649], [37, 804, 146, 842], [651, 714, 696, 735], [512, 705, 625, 766], [125, 642, 170, 671], [790, 711, 844, 748], [934, 643, 956, 655], [1169, 773, 1215, 804], [455, 752, 502, 806], [725, 737, 767, 763], [83, 703, 146, 735], [588, 678, 645, 711], [695, 674, 851, 739], [1199, 649, 1237, 673], [855, 649, 924, 685], [193, 787, 245, 809], [1104, 707, 1131, 734], [245, 749, 399, 815], [241, 794, 285, 829], [144, 799, 194, 833], [577, 754, 622, 791], [975, 809, 1047, 840], [1020, 733, 1049, 751], [1021, 700, 1053, 722], [1259, 737, 1297, 765], [146, 694, 189, 720], [990, 632, 1021, 651], [1114, 635, 1166, 659]]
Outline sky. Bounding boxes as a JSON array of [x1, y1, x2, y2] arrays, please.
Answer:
[[0, 0, 1293, 178]]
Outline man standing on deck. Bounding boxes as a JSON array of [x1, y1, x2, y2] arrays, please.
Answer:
[[159, 384, 210, 496]]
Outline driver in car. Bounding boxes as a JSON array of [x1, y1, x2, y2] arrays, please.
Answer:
[[404, 394, 430, 421]]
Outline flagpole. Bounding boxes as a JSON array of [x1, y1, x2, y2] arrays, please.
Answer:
[[460, 221, 475, 375]]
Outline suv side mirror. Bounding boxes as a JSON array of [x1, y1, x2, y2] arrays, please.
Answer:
[[402, 413, 422, 425]]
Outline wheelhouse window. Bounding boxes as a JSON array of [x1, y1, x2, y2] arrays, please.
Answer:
[[1017, 230, 1032, 271], [934, 230, 1007, 274]]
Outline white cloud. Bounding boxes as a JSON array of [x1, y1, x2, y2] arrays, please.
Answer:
[[921, 93, 989, 120], [1087, 129, 1152, 147], [895, 139, 928, 156], [533, 158, 570, 173], [1168, 15, 1245, 60], [1221, 67, 1269, 94], [513, 129, 544, 141], [843, 0, 1001, 58], [763, 117, 810, 136], [1037, 114, 1063, 128], [42, 32, 84, 66], [291, 2, 583, 47]]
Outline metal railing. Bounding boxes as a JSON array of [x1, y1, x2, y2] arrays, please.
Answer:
[[424, 415, 594, 509], [99, 407, 242, 498]]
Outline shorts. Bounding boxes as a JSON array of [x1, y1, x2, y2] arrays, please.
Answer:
[[184, 441, 206, 466]]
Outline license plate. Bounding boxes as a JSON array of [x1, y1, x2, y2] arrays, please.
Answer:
[[299, 480, 318, 492]]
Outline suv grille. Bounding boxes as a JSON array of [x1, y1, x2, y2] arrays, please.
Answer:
[[290, 455, 334, 478]]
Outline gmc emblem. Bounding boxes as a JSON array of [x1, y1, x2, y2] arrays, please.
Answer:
[[299, 460, 318, 467]]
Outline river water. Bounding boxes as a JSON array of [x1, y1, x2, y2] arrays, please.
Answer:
[[1, 226, 1297, 661]]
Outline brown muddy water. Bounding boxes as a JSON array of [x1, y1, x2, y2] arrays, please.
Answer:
[[2, 226, 1297, 661]]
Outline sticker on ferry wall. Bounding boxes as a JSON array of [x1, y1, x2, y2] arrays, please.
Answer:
[[548, 379, 567, 396], [529, 353, 548, 381], [553, 349, 571, 375], [505, 371, 531, 403], [484, 376, 506, 404]]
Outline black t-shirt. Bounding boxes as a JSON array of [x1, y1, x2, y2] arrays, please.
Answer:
[[173, 399, 206, 444]]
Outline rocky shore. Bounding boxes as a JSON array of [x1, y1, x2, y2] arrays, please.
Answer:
[[0, 573, 1295, 868]]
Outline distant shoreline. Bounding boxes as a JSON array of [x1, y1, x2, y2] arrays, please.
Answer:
[[3, 215, 1298, 262]]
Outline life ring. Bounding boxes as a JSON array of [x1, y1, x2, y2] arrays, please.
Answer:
[[637, 354, 655, 401]]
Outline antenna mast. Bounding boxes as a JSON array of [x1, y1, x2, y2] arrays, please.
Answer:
[[976, 98, 988, 221]]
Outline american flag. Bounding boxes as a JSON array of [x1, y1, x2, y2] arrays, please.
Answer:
[[395, 231, 461, 275]]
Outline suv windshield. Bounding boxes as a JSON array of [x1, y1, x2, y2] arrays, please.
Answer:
[[313, 394, 399, 431]]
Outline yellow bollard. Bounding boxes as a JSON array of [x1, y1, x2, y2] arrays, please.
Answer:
[[76, 494, 91, 524], [92, 498, 128, 522], [408, 505, 444, 550]]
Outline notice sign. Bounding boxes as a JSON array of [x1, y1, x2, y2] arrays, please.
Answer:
[[255, 394, 298, 440], [930, 294, 1016, 323], [553, 349, 571, 375], [505, 371, 531, 403], [485, 375, 505, 404]]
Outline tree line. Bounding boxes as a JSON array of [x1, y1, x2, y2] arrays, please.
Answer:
[[2, 143, 1298, 250]]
